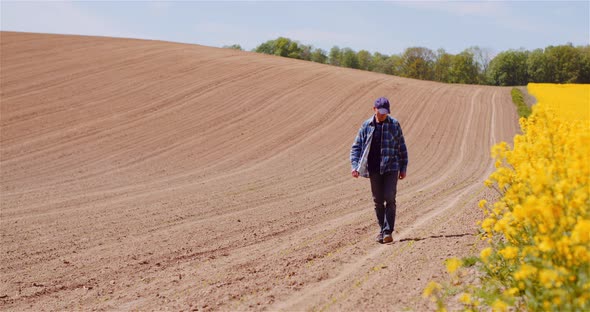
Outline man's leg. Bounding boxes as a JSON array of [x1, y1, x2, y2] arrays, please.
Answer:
[[369, 173, 385, 234], [382, 171, 399, 236]]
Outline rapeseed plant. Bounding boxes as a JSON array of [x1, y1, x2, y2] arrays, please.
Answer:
[[425, 84, 590, 311]]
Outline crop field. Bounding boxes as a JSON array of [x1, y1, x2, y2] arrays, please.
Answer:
[[0, 32, 522, 310], [425, 83, 589, 311]]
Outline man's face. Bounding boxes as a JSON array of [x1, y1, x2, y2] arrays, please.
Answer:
[[374, 107, 388, 122]]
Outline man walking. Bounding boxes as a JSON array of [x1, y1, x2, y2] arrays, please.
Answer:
[[350, 97, 408, 244]]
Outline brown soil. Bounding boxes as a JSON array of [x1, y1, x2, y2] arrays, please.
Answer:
[[0, 32, 519, 311]]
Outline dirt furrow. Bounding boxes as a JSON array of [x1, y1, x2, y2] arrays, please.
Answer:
[[0, 32, 519, 311]]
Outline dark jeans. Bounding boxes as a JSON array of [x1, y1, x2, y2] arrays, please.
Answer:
[[369, 171, 399, 235]]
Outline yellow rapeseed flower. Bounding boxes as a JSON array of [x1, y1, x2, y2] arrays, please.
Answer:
[[539, 269, 559, 288], [480, 247, 492, 263], [472, 83, 589, 311], [528, 83, 590, 121], [481, 218, 495, 234], [459, 292, 472, 304], [422, 281, 442, 298], [503, 287, 519, 296], [445, 258, 462, 274], [514, 264, 537, 280], [572, 219, 590, 244], [498, 246, 518, 260], [492, 299, 508, 312]]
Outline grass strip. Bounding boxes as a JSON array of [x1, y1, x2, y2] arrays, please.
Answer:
[[511, 88, 532, 118]]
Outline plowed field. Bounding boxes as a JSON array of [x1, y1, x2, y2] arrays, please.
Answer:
[[1, 32, 519, 311]]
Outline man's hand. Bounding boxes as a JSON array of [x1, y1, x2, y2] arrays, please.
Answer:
[[399, 172, 406, 180], [351, 170, 359, 178]]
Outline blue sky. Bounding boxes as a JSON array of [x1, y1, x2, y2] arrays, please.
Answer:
[[1, 1, 588, 55]]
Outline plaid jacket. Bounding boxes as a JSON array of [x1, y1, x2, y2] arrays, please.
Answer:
[[350, 115, 408, 178]]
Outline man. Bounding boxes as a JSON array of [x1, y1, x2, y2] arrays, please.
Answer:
[[350, 97, 408, 244]]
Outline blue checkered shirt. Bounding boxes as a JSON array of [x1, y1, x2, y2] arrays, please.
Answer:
[[350, 115, 408, 178]]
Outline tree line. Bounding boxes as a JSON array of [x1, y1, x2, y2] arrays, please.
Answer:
[[224, 38, 590, 85]]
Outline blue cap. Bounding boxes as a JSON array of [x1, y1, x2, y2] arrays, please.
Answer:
[[374, 97, 390, 114]]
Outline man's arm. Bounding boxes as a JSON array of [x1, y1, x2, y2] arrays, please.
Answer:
[[397, 123, 408, 179], [350, 126, 364, 177]]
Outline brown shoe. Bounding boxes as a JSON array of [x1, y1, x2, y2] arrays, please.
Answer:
[[382, 233, 393, 243], [375, 233, 383, 243]]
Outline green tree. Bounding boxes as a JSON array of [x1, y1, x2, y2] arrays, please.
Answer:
[[527, 48, 550, 82], [387, 54, 403, 76], [341, 48, 359, 69], [311, 48, 328, 64], [577, 45, 590, 83], [545, 44, 581, 83], [400, 47, 435, 80], [434, 48, 453, 83], [369, 53, 402, 75], [223, 44, 243, 50], [487, 50, 529, 86], [274, 37, 292, 57], [357, 50, 372, 70], [449, 50, 479, 84], [467, 46, 493, 83], [299, 44, 313, 61], [329, 46, 341, 66], [253, 37, 588, 85], [254, 37, 306, 60], [255, 40, 275, 54], [370, 52, 389, 74]]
